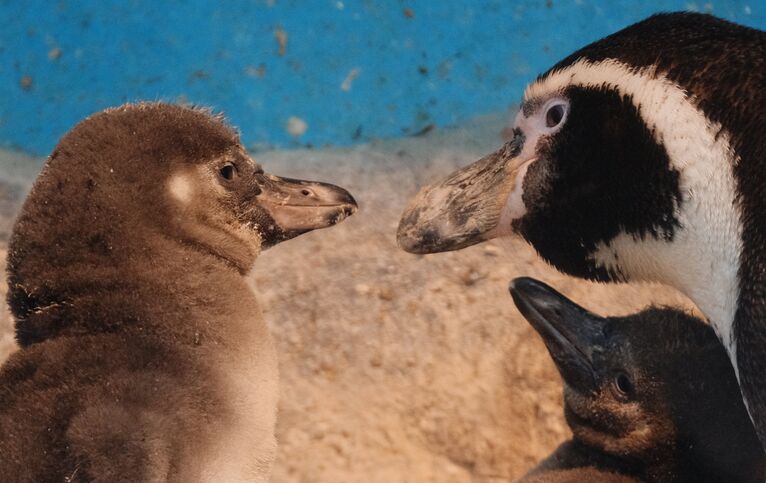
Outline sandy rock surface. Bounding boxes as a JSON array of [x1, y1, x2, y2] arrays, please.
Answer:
[[0, 113, 694, 482]]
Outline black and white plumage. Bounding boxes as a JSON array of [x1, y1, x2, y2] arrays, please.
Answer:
[[397, 12, 766, 446]]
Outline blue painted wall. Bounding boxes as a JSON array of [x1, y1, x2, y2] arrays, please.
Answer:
[[1, 0, 764, 155]]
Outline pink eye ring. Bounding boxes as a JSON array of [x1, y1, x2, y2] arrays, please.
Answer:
[[545, 103, 566, 128]]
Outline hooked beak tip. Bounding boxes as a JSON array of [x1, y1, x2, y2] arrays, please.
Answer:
[[395, 226, 439, 254], [335, 189, 358, 210], [329, 202, 358, 225]]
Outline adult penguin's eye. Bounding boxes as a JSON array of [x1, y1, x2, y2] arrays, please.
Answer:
[[545, 103, 566, 128], [219, 163, 237, 181]]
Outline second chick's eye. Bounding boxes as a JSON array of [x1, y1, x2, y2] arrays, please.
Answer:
[[614, 372, 634, 397], [219, 163, 237, 181]]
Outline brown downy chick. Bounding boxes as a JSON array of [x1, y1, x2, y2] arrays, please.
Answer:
[[0, 102, 357, 481]]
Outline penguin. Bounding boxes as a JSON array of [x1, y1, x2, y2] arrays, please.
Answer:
[[0, 102, 357, 481], [510, 277, 765, 483], [396, 12, 766, 446]]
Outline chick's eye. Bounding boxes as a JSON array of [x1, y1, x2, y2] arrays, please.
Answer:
[[614, 372, 634, 396], [219, 163, 237, 181], [545, 104, 566, 128]]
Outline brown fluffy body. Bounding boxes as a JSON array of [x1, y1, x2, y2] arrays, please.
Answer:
[[0, 103, 355, 481]]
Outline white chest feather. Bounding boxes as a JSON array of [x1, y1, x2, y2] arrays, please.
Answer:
[[198, 311, 280, 482]]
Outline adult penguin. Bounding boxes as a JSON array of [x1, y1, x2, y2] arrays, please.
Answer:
[[397, 12, 766, 446]]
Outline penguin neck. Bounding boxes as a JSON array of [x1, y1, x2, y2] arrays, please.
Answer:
[[593, 158, 743, 379], [162, 217, 261, 276], [602, 223, 740, 361], [123, 240, 267, 355], [128, 234, 262, 329], [11, 233, 262, 348]]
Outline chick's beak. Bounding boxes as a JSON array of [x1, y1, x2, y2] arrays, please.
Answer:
[[256, 172, 358, 238], [509, 277, 603, 394]]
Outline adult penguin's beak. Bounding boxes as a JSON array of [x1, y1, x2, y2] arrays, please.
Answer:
[[397, 135, 532, 254]]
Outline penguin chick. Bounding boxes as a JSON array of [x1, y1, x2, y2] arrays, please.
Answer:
[[0, 102, 357, 481], [397, 12, 766, 446], [511, 277, 765, 483]]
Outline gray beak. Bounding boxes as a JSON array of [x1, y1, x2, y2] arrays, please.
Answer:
[[397, 141, 527, 254]]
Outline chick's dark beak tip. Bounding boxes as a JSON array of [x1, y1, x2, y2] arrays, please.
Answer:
[[330, 202, 358, 225], [508, 277, 547, 299], [338, 188, 358, 209]]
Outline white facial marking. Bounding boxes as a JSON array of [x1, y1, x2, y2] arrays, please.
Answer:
[[528, 59, 743, 379], [169, 172, 194, 203], [492, 158, 533, 237], [495, 99, 571, 230]]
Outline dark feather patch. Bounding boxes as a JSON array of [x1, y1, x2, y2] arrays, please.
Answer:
[[516, 86, 681, 281]]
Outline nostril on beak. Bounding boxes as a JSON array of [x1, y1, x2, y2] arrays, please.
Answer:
[[300, 189, 313, 197]]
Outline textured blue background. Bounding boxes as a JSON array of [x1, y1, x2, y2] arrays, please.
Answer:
[[1, 0, 764, 155]]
